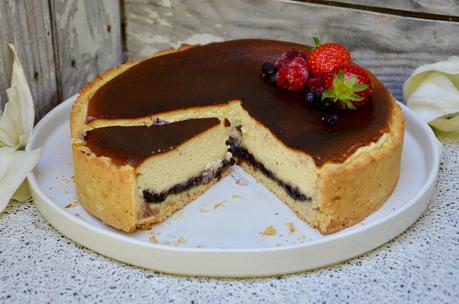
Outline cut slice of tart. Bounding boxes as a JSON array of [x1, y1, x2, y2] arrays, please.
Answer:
[[73, 118, 233, 232]]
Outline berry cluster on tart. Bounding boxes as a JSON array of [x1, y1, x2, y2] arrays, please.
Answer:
[[262, 38, 375, 127], [71, 39, 405, 234]]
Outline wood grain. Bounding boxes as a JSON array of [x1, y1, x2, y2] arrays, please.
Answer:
[[331, 0, 459, 17], [0, 0, 57, 119], [124, 0, 459, 101], [49, 0, 123, 100]]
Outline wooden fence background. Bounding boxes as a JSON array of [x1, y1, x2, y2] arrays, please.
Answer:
[[1, 0, 458, 119], [0, 0, 122, 119]]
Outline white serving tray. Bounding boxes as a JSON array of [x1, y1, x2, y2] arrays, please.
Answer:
[[27, 95, 440, 277]]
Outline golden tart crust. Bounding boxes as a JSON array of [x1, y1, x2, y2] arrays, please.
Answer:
[[71, 40, 405, 233]]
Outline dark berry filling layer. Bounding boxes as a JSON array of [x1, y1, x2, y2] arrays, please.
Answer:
[[226, 138, 311, 202], [143, 158, 235, 203], [144, 138, 310, 204]]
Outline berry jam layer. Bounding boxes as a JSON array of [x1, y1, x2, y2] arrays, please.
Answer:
[[87, 39, 393, 167], [143, 158, 235, 203], [85, 118, 220, 167], [227, 138, 311, 202]]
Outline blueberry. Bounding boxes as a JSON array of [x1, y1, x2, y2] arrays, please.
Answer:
[[304, 91, 318, 105], [323, 114, 339, 127], [262, 62, 277, 77], [266, 73, 277, 86]]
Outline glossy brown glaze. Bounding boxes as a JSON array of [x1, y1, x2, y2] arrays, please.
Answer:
[[87, 39, 393, 166], [85, 118, 220, 167]]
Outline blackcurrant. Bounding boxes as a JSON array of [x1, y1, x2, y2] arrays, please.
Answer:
[[323, 114, 339, 127], [266, 73, 277, 86], [262, 62, 277, 77], [304, 91, 317, 105]]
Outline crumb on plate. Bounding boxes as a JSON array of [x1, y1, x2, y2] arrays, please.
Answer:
[[260, 225, 277, 236]]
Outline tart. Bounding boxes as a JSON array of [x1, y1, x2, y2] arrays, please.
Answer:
[[70, 39, 405, 234]]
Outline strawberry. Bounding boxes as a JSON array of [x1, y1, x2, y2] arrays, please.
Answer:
[[307, 38, 351, 76], [275, 57, 309, 91], [322, 63, 373, 110]]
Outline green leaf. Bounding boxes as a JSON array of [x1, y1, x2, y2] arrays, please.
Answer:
[[349, 93, 364, 101], [352, 84, 369, 92], [313, 37, 321, 48], [345, 75, 357, 86], [332, 77, 340, 88], [322, 89, 336, 99], [346, 101, 357, 110]]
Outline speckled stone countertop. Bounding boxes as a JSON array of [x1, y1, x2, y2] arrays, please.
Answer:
[[0, 139, 458, 304]]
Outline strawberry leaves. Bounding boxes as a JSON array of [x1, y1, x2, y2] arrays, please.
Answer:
[[323, 71, 369, 110], [323, 65, 373, 110]]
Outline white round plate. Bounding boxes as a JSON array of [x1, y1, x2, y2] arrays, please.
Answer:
[[27, 96, 440, 277]]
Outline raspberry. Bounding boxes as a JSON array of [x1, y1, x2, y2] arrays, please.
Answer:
[[275, 48, 307, 69], [275, 57, 309, 91], [305, 73, 327, 94]]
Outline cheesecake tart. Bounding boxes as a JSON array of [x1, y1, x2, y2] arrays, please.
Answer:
[[71, 39, 405, 234]]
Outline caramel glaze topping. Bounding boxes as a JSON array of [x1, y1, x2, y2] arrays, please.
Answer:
[[85, 118, 220, 167], [87, 39, 393, 167]]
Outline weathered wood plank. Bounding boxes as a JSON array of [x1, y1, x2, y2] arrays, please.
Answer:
[[331, 0, 459, 17], [50, 0, 123, 100], [124, 0, 459, 101], [0, 0, 58, 119]]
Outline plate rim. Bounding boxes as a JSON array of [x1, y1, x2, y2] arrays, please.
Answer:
[[25, 95, 440, 274]]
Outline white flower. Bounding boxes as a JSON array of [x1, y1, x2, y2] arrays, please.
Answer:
[[0, 147, 40, 212], [0, 44, 40, 213], [0, 44, 35, 148], [403, 56, 459, 135]]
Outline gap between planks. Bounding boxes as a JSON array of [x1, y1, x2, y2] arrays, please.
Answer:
[[287, 0, 459, 22]]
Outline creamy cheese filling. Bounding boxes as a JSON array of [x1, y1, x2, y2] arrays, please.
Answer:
[[143, 155, 234, 203], [227, 137, 311, 202], [135, 121, 231, 201]]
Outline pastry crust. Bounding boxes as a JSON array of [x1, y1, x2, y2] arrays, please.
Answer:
[[71, 43, 405, 234], [317, 105, 404, 233], [72, 144, 138, 232]]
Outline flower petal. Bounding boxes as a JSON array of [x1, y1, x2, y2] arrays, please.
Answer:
[[430, 114, 459, 134], [0, 44, 35, 148], [0, 147, 40, 213], [12, 180, 32, 202], [403, 56, 459, 98], [406, 72, 459, 123], [404, 57, 459, 135]]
